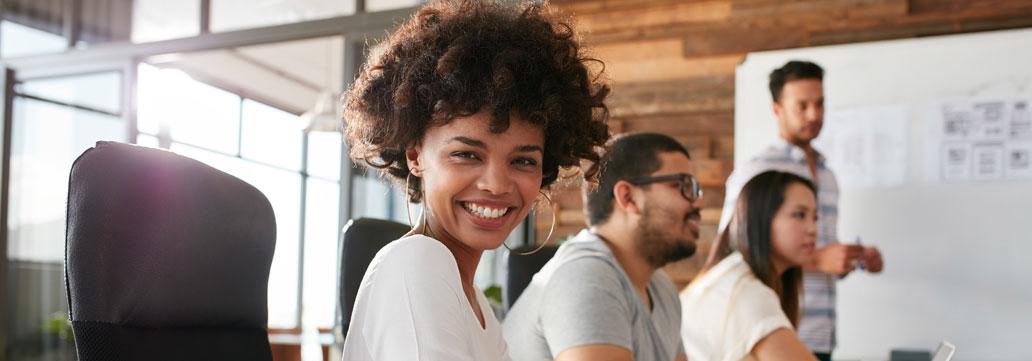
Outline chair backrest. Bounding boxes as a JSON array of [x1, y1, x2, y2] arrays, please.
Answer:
[[65, 142, 276, 361], [505, 244, 560, 310], [338, 217, 410, 339]]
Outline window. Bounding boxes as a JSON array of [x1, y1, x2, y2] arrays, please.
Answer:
[[3, 5, 432, 360], [241, 100, 307, 171], [0, 20, 65, 58], [367, 0, 421, 12], [137, 63, 343, 332], [7, 71, 125, 360], [18, 71, 122, 114], [137, 64, 241, 154]]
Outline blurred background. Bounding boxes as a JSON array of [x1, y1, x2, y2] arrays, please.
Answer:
[[2, 1, 1031, 360]]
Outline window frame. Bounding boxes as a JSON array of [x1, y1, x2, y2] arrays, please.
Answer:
[[0, 2, 535, 356]]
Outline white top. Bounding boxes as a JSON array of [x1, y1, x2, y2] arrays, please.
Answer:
[[718, 138, 840, 352], [341, 235, 511, 361], [680, 252, 793, 361]]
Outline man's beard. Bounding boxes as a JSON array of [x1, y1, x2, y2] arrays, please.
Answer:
[[634, 205, 698, 268]]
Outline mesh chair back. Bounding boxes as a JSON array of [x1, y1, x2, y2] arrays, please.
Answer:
[[65, 142, 276, 361]]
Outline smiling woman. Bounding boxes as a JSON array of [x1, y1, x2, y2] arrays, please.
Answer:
[[338, 0, 610, 359]]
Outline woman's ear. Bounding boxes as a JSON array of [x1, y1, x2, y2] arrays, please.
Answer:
[[406, 145, 423, 177]]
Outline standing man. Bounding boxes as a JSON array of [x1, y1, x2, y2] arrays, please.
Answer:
[[503, 133, 700, 361], [719, 60, 884, 361]]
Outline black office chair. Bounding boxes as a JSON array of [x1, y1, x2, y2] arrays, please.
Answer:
[[505, 244, 560, 310], [65, 141, 277, 361], [338, 217, 410, 339]]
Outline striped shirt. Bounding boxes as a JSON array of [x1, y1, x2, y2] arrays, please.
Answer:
[[718, 138, 839, 353]]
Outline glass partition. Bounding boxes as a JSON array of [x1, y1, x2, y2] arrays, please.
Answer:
[[7, 71, 124, 361]]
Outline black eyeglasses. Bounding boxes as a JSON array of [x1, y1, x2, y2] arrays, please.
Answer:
[[628, 173, 703, 202]]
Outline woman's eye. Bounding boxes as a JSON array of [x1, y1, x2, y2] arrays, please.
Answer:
[[792, 212, 806, 219], [513, 158, 539, 167], [451, 151, 480, 161]]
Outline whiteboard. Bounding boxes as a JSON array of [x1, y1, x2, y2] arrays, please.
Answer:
[[734, 28, 1032, 361]]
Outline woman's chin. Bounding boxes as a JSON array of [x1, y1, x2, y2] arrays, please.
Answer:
[[466, 229, 514, 251]]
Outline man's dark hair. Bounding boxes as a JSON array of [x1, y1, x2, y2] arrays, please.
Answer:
[[584, 132, 690, 226], [769, 60, 824, 102]]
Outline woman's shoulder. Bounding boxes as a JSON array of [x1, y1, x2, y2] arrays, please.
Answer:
[[363, 234, 460, 285], [714, 256, 780, 308], [723, 269, 786, 325], [683, 253, 753, 298], [374, 234, 455, 267], [683, 255, 782, 312], [734, 275, 781, 308]]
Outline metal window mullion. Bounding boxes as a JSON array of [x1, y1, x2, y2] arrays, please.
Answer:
[[236, 96, 243, 157], [341, 38, 363, 226], [123, 59, 138, 144], [334, 38, 361, 330], [0, 67, 15, 360], [296, 132, 308, 330], [200, 0, 211, 35], [305, 173, 338, 183], [12, 92, 121, 118], [14, 60, 130, 83], [62, 0, 81, 49], [170, 140, 302, 174]]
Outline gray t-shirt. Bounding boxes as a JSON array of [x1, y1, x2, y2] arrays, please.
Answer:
[[502, 230, 685, 361]]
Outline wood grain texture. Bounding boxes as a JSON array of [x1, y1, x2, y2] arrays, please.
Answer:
[[544, 0, 1032, 285]]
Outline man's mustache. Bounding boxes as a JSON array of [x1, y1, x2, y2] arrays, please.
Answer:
[[684, 209, 701, 220]]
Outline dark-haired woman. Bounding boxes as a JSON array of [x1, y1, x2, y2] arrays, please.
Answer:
[[339, 0, 610, 360], [680, 171, 820, 361]]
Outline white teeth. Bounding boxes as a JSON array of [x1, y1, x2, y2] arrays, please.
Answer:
[[464, 203, 507, 219]]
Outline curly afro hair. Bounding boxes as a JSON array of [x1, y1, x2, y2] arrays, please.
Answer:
[[343, 0, 611, 202]]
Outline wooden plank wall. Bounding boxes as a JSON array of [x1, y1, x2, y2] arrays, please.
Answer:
[[536, 0, 1032, 289]]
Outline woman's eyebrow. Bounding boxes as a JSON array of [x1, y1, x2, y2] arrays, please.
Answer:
[[446, 136, 486, 149], [446, 136, 543, 154], [514, 145, 543, 153]]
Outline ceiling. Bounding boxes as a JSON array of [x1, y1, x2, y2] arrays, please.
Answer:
[[146, 36, 345, 115]]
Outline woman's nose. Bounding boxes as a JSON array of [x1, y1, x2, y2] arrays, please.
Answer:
[[477, 161, 515, 195]]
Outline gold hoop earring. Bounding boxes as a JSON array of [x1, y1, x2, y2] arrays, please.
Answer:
[[405, 170, 434, 238], [421, 199, 432, 239], [404, 173, 415, 227], [505, 191, 557, 256]]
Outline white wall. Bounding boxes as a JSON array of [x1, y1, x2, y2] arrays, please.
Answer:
[[734, 28, 1032, 361]]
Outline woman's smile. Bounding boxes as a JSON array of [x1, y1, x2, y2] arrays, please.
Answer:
[[460, 200, 517, 228]]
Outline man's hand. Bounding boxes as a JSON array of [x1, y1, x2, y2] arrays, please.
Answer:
[[810, 243, 863, 276], [859, 246, 883, 273]]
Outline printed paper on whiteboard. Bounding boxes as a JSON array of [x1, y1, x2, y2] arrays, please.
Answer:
[[814, 105, 909, 189], [925, 99, 1032, 183]]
